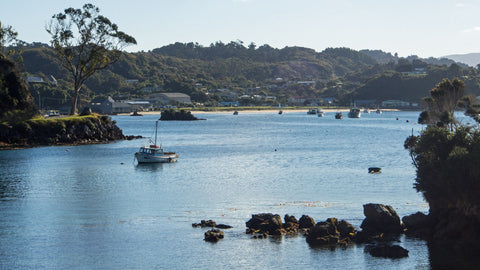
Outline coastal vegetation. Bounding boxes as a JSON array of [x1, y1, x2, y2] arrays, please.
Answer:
[[404, 78, 480, 256]]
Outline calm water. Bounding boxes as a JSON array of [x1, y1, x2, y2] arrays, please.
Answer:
[[0, 111, 432, 269]]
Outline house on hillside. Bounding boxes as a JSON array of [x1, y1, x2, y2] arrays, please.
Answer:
[[89, 96, 132, 114], [26, 76, 44, 83], [381, 100, 411, 108]]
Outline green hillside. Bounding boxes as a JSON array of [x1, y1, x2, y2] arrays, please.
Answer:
[[14, 41, 480, 109]]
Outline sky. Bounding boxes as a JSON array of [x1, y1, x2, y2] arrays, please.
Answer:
[[2, 0, 480, 58]]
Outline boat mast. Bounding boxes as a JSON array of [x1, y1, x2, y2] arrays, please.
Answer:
[[154, 121, 158, 146]]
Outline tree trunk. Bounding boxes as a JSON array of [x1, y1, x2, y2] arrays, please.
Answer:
[[70, 87, 80, 115]]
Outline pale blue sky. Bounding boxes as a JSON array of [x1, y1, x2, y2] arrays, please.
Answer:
[[2, 0, 480, 57]]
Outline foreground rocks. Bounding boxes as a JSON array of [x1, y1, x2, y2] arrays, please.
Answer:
[[306, 218, 356, 247], [195, 204, 422, 259]]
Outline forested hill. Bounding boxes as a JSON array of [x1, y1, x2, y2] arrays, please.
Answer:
[[16, 41, 480, 109]]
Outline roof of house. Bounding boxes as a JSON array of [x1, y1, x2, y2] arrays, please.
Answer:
[[159, 93, 190, 98]]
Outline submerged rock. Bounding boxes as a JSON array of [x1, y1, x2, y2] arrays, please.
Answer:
[[365, 244, 409, 258], [192, 220, 216, 228], [204, 229, 224, 242]]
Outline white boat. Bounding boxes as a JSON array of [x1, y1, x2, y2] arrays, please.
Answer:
[[376, 109, 382, 114], [363, 108, 370, 114], [307, 108, 318, 115], [134, 121, 179, 164], [317, 109, 325, 117], [348, 107, 361, 118]]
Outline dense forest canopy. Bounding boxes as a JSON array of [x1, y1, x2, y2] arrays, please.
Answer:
[[9, 41, 480, 110]]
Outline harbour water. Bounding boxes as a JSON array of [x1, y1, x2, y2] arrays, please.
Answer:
[[0, 111, 432, 269]]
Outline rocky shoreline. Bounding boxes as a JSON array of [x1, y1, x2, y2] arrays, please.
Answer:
[[0, 114, 141, 150]]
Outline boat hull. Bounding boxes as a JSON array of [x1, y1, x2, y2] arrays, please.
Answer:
[[135, 153, 179, 163]]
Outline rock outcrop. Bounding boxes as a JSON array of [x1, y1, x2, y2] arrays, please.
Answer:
[[402, 211, 430, 238], [360, 203, 403, 235], [204, 229, 224, 242], [306, 218, 356, 247], [159, 109, 202, 121], [0, 115, 127, 148]]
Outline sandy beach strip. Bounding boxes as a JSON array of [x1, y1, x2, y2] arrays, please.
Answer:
[[118, 108, 399, 116]]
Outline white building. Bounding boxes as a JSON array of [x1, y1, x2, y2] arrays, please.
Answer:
[[381, 100, 411, 107]]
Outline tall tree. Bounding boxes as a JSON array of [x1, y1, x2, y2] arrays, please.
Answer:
[[46, 3, 136, 114], [0, 21, 22, 60], [418, 78, 466, 130]]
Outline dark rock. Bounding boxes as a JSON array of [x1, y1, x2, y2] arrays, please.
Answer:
[[337, 219, 356, 238], [204, 229, 224, 242], [192, 220, 216, 228], [360, 203, 403, 235], [354, 231, 384, 244], [160, 109, 203, 121], [402, 212, 430, 238], [299, 215, 316, 229], [284, 214, 298, 224], [126, 135, 143, 140], [306, 218, 355, 247], [245, 213, 285, 235], [365, 244, 409, 258]]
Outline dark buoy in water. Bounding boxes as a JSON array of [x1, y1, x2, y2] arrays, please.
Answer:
[[368, 167, 382, 174]]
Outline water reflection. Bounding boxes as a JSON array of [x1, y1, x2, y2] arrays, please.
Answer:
[[0, 176, 27, 200], [134, 163, 164, 172]]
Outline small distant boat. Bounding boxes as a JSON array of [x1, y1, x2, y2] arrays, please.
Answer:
[[348, 107, 361, 118], [134, 121, 179, 164], [335, 112, 343, 119], [376, 109, 382, 114], [278, 110, 283, 115], [317, 109, 325, 117], [307, 108, 318, 115], [368, 167, 382, 174], [233, 111, 238, 115], [363, 108, 370, 114]]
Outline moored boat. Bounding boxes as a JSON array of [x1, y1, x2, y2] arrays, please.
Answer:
[[317, 109, 325, 117], [307, 108, 318, 115], [348, 107, 361, 118], [134, 121, 179, 164], [335, 112, 343, 119]]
